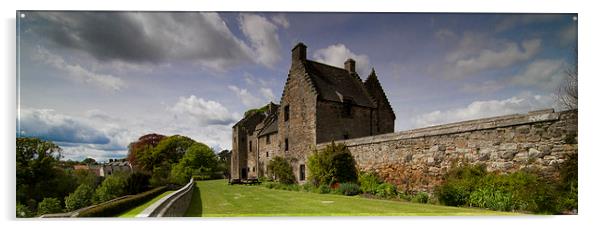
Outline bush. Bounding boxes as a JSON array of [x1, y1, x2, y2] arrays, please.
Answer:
[[301, 182, 315, 192], [307, 142, 358, 186], [37, 197, 63, 215], [93, 173, 128, 203], [359, 172, 381, 195], [318, 184, 331, 194], [336, 183, 361, 196], [262, 181, 277, 189], [65, 184, 94, 211], [16, 202, 34, 218], [559, 153, 578, 212], [435, 164, 486, 206], [411, 192, 430, 204], [78, 186, 167, 217], [375, 183, 397, 198], [266, 156, 296, 184], [468, 187, 514, 211]]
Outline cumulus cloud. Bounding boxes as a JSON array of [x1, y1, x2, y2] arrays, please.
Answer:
[[239, 14, 283, 68], [259, 87, 275, 102], [228, 85, 264, 108], [411, 93, 555, 128], [27, 12, 285, 71], [18, 108, 111, 144], [35, 47, 125, 91], [313, 44, 371, 76], [170, 95, 238, 125], [510, 59, 566, 90]]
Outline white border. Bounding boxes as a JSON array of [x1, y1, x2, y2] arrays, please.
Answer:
[[3, 1, 600, 229]]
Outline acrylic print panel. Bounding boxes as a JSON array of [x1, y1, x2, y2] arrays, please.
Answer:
[[16, 11, 577, 218]]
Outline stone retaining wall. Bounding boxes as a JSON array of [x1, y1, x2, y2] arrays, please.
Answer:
[[317, 109, 578, 193], [137, 178, 195, 217]]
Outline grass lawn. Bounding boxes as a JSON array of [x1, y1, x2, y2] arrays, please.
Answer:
[[117, 190, 174, 218], [184, 179, 520, 217]]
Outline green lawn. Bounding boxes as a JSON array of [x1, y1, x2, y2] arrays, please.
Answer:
[[118, 190, 174, 218], [184, 180, 520, 217]]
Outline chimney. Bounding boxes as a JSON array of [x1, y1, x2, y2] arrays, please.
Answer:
[[292, 42, 307, 62], [345, 58, 356, 73]]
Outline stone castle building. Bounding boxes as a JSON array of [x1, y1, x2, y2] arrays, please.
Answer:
[[231, 43, 396, 182]]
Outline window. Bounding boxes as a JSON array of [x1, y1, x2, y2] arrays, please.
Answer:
[[300, 164, 305, 181], [252, 167, 255, 172], [249, 140, 253, 152], [266, 134, 271, 144], [284, 105, 290, 121], [266, 152, 269, 157], [285, 138, 289, 151], [343, 134, 349, 140], [342, 99, 352, 118]]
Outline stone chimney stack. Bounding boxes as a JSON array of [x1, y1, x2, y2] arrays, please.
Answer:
[[345, 58, 356, 73], [292, 42, 307, 62]]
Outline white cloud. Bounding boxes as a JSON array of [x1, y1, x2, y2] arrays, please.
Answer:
[[259, 87, 275, 102], [447, 38, 541, 78], [510, 59, 566, 90], [271, 14, 290, 28], [228, 85, 264, 108], [170, 95, 238, 125], [461, 80, 505, 94], [411, 93, 556, 128], [35, 47, 125, 91], [495, 15, 564, 32], [312, 44, 371, 76], [239, 13, 282, 68]]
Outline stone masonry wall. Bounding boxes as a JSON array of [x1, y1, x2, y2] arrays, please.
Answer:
[[316, 109, 578, 193]]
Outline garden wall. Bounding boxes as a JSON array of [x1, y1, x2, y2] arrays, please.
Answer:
[[317, 109, 578, 193]]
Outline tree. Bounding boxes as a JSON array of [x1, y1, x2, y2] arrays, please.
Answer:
[[170, 143, 218, 184], [82, 157, 97, 165], [558, 48, 578, 110], [307, 142, 358, 186], [37, 197, 63, 215], [127, 133, 166, 172], [16, 138, 62, 207], [65, 184, 94, 211], [125, 172, 151, 194], [266, 156, 296, 184], [138, 135, 195, 172], [93, 173, 128, 203]]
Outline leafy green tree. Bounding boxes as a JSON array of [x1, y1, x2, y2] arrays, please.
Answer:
[[267, 156, 296, 184], [16, 137, 63, 208], [170, 143, 218, 184], [125, 172, 151, 194], [37, 197, 63, 215], [138, 135, 195, 172], [93, 173, 128, 203], [73, 169, 99, 188], [82, 157, 97, 165], [307, 142, 358, 186], [65, 184, 94, 211]]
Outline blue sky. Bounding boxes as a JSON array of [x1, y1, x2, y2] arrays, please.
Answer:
[[16, 12, 577, 162]]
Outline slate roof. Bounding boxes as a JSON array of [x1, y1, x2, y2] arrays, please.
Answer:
[[304, 60, 376, 108]]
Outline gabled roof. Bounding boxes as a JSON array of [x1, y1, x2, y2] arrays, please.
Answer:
[[304, 60, 376, 108], [364, 68, 396, 119]]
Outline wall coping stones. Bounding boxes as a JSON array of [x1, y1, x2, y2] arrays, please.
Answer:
[[318, 108, 563, 148], [137, 178, 195, 217]]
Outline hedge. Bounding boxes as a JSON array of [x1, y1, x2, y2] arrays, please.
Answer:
[[77, 186, 167, 217]]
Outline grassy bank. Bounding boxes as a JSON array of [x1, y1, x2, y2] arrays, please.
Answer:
[[184, 180, 518, 217]]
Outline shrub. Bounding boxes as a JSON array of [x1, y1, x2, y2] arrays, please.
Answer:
[[307, 142, 358, 186], [262, 181, 277, 189], [301, 182, 315, 192], [375, 183, 397, 198], [468, 187, 514, 211], [318, 184, 331, 194], [267, 156, 296, 184], [435, 164, 486, 206], [16, 202, 34, 218], [93, 173, 128, 203], [65, 184, 94, 211], [78, 186, 167, 217], [359, 172, 381, 195], [336, 183, 361, 196], [37, 197, 63, 215], [412, 192, 430, 204], [559, 153, 578, 212]]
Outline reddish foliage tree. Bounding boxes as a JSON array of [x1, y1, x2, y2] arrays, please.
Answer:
[[127, 133, 166, 172]]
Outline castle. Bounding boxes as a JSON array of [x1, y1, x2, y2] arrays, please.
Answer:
[[230, 43, 396, 182]]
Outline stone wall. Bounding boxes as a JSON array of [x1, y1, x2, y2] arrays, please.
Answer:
[[316, 100, 375, 143], [257, 133, 280, 177], [316, 109, 578, 193]]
